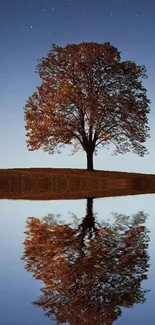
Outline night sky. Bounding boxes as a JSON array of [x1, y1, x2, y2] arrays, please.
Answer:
[[0, 0, 155, 172]]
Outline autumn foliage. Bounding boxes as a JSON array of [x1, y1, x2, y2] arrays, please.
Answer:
[[24, 42, 150, 170], [21, 200, 150, 325]]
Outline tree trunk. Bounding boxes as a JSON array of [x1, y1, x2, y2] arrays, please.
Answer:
[[86, 150, 94, 170]]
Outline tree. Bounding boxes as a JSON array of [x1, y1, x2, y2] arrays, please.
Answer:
[[21, 201, 150, 325], [24, 42, 150, 170]]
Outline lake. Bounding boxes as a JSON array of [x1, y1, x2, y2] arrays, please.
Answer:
[[0, 193, 155, 325]]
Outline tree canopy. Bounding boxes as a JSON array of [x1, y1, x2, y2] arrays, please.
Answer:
[[24, 42, 150, 169], [21, 200, 150, 325]]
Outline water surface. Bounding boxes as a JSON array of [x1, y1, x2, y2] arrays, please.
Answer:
[[0, 194, 155, 325]]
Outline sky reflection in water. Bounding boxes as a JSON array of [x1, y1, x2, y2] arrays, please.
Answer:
[[0, 193, 155, 325]]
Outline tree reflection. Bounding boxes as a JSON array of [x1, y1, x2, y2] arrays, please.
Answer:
[[21, 198, 150, 325]]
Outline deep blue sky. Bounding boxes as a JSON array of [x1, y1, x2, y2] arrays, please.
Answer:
[[0, 0, 155, 172]]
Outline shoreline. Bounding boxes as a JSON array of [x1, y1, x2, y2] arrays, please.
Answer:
[[0, 168, 155, 200], [0, 167, 155, 176]]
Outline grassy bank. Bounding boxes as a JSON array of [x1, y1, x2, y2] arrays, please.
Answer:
[[0, 168, 155, 200]]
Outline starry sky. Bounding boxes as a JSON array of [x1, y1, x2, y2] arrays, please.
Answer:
[[0, 0, 155, 172]]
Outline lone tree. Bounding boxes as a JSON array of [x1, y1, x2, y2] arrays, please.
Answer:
[[24, 42, 150, 170]]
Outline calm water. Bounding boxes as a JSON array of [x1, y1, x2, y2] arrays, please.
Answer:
[[0, 193, 155, 325]]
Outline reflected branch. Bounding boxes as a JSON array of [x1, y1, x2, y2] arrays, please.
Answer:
[[21, 199, 150, 325]]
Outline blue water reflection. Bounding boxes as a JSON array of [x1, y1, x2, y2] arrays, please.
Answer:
[[0, 194, 155, 324]]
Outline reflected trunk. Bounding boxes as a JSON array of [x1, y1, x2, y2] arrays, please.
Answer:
[[79, 198, 98, 245]]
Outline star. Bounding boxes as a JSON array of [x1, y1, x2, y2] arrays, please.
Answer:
[[30, 25, 33, 29], [46, 27, 52, 35], [68, 7, 74, 12], [110, 12, 113, 16], [4, 8, 10, 12], [4, 0, 10, 12]]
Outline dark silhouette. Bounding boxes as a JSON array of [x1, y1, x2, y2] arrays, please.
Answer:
[[21, 199, 150, 325]]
